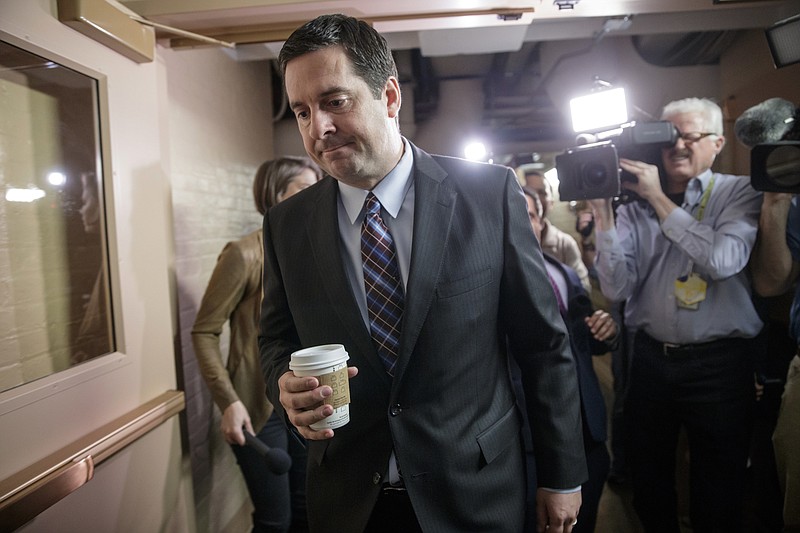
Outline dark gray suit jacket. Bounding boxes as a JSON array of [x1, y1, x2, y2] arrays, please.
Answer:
[[259, 142, 587, 533]]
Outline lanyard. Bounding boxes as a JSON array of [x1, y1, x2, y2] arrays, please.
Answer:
[[694, 175, 716, 221], [682, 175, 716, 278]]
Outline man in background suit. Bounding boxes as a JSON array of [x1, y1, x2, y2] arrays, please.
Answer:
[[259, 14, 586, 533], [519, 187, 615, 532], [522, 169, 592, 294]]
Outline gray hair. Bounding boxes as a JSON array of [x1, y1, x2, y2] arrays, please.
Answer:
[[661, 97, 724, 136]]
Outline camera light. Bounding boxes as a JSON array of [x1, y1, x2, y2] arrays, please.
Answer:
[[464, 141, 488, 161], [570, 87, 628, 133]]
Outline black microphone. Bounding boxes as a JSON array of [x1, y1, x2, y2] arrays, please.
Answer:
[[734, 97, 797, 148], [243, 431, 292, 475]]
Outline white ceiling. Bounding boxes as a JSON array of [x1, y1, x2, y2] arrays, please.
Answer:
[[120, 0, 798, 57], [118, 0, 799, 161]]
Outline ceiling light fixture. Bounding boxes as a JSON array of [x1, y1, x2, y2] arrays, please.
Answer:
[[602, 16, 633, 33], [554, 0, 580, 10], [497, 12, 524, 21]]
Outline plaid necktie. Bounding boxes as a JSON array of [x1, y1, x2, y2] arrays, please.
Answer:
[[361, 193, 404, 376]]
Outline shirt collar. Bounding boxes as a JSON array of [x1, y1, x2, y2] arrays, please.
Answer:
[[694, 168, 714, 190], [685, 168, 714, 204], [339, 137, 414, 224]]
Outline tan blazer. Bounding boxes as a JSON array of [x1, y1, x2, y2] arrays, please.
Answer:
[[192, 229, 271, 433]]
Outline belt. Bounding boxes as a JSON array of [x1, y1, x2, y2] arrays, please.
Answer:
[[639, 331, 742, 358]]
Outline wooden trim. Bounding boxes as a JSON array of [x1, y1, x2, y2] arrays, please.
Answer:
[[168, 7, 535, 47], [56, 0, 156, 63], [0, 390, 185, 531]]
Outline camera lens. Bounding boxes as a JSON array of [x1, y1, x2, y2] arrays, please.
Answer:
[[581, 163, 609, 187], [766, 145, 800, 188]]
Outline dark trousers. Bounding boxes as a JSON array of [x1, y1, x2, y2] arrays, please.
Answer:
[[627, 331, 756, 533], [609, 302, 631, 479], [363, 487, 423, 533], [573, 438, 610, 533], [231, 411, 309, 533]]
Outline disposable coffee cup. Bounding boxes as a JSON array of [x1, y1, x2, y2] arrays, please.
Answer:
[[290, 344, 351, 430]]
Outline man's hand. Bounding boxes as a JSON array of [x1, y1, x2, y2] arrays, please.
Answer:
[[619, 158, 678, 222], [587, 198, 615, 231], [619, 158, 662, 201], [762, 191, 794, 208], [278, 366, 359, 440], [585, 309, 617, 342], [536, 489, 582, 533]]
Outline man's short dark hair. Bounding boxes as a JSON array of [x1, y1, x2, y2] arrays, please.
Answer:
[[522, 186, 544, 219], [278, 14, 398, 99]]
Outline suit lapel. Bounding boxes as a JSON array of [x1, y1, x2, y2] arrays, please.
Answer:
[[393, 146, 456, 381], [306, 179, 379, 372]]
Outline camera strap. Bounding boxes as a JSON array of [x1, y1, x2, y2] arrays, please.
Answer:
[[675, 175, 716, 309]]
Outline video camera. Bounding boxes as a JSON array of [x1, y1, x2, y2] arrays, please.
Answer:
[[734, 97, 800, 193], [556, 121, 678, 201]]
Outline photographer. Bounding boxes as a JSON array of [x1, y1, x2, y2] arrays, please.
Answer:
[[589, 97, 763, 532], [751, 191, 800, 531]]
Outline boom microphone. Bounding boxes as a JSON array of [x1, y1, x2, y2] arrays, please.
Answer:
[[244, 431, 293, 475], [734, 97, 797, 148]]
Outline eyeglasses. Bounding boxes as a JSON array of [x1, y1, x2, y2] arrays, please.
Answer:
[[677, 131, 716, 143]]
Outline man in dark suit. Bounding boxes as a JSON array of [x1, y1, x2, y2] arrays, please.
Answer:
[[519, 187, 616, 533], [258, 14, 586, 533]]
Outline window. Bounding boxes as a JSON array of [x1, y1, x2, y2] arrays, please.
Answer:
[[0, 38, 114, 393]]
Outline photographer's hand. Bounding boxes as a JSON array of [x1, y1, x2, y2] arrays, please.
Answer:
[[752, 192, 797, 297], [619, 158, 676, 222], [587, 198, 614, 230]]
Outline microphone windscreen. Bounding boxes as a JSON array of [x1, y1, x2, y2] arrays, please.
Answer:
[[734, 97, 796, 148], [264, 448, 293, 475], [244, 431, 293, 475]]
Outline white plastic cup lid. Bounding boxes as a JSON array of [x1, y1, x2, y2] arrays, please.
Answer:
[[289, 344, 349, 372]]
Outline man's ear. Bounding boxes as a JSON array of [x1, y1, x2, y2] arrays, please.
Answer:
[[713, 135, 726, 154], [385, 77, 401, 119]]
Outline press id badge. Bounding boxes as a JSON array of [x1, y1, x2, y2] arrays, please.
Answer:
[[674, 273, 707, 310]]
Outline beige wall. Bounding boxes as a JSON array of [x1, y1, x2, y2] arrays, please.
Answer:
[[164, 45, 274, 532], [719, 29, 800, 175]]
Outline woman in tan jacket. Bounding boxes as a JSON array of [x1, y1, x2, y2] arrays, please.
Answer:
[[192, 156, 321, 532]]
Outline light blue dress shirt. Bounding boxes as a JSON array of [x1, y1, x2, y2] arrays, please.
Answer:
[[595, 169, 763, 344]]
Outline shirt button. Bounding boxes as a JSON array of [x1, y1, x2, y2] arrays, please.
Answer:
[[390, 404, 402, 416], [373, 472, 382, 485]]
